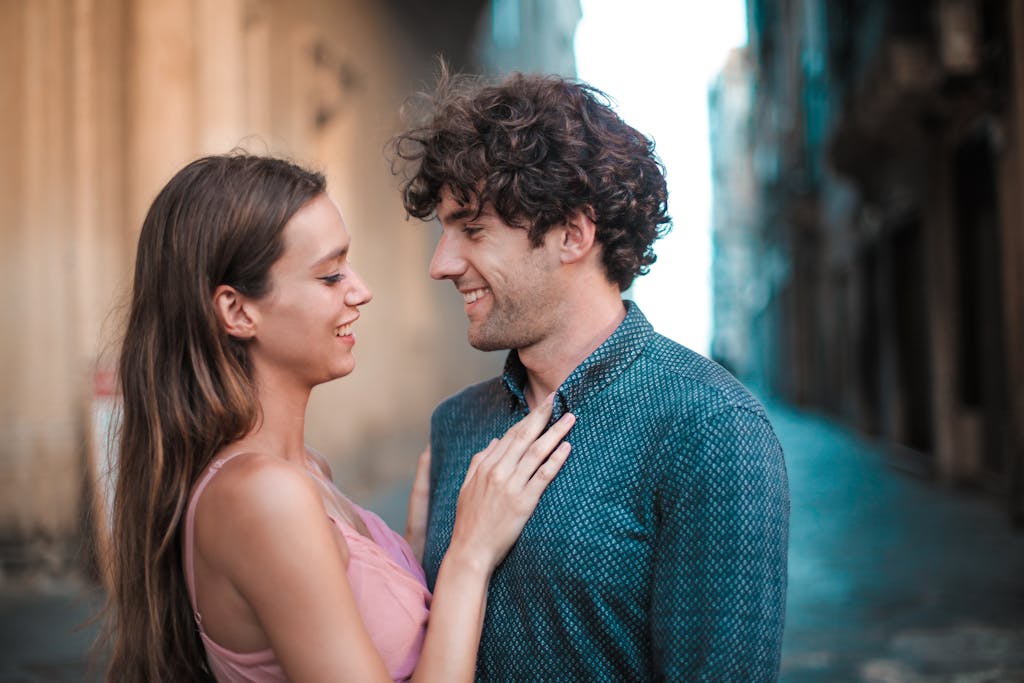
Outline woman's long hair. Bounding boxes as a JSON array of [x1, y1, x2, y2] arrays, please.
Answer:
[[103, 154, 325, 681]]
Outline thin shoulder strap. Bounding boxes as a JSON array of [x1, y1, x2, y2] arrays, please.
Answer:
[[183, 452, 249, 622]]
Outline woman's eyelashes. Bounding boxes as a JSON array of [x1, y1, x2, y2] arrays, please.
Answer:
[[318, 273, 344, 285]]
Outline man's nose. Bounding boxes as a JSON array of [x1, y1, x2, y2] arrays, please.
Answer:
[[428, 231, 466, 281]]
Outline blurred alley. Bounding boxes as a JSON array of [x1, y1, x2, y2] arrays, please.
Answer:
[[2, 0, 1024, 681]]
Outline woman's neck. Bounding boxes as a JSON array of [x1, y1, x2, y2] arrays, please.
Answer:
[[240, 368, 312, 464]]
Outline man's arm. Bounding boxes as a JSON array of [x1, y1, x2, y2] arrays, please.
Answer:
[[651, 406, 790, 681]]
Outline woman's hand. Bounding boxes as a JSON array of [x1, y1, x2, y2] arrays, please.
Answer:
[[412, 395, 573, 682], [405, 446, 431, 563], [447, 393, 575, 575]]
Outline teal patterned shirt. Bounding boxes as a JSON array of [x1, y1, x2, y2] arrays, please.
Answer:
[[424, 302, 789, 681]]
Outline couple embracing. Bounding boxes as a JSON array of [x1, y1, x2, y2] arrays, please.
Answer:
[[104, 70, 789, 682]]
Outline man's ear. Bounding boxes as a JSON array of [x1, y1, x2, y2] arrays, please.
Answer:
[[212, 285, 257, 340], [558, 207, 598, 265]]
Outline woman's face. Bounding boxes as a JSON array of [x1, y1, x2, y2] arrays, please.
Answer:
[[247, 194, 372, 388]]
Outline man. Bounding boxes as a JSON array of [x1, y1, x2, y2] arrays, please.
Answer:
[[393, 71, 789, 681]]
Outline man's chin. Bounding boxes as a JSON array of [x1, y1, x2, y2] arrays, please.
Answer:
[[467, 326, 513, 352], [467, 335, 509, 352]]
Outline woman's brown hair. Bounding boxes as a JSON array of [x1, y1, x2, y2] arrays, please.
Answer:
[[102, 154, 325, 681]]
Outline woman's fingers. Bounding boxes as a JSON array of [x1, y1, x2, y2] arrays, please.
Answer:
[[489, 394, 557, 478], [463, 438, 499, 487], [462, 393, 571, 496], [522, 441, 572, 499], [510, 412, 576, 489]]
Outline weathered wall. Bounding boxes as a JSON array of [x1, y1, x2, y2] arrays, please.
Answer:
[[712, 0, 1024, 522], [0, 0, 521, 579]]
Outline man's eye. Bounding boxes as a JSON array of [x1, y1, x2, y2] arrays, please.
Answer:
[[463, 226, 483, 237], [319, 273, 343, 285]]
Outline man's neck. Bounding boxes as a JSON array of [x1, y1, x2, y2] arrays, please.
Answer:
[[519, 293, 626, 409]]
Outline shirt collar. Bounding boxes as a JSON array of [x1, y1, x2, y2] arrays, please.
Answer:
[[501, 300, 654, 419]]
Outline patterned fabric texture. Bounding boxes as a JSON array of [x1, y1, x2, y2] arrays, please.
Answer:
[[424, 301, 789, 682]]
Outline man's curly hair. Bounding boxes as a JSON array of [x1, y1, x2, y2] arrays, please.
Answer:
[[390, 70, 671, 291]]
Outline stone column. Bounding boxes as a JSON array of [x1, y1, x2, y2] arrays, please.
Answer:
[[1001, 0, 1024, 522], [924, 138, 960, 482], [8, 0, 80, 546], [127, 0, 196, 232], [195, 0, 246, 153]]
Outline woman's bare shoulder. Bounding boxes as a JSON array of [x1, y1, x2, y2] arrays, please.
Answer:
[[202, 452, 317, 509], [194, 453, 339, 570]]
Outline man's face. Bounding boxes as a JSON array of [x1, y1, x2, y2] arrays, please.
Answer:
[[430, 189, 561, 351]]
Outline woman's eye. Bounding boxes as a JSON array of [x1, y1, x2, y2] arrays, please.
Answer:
[[319, 273, 343, 285]]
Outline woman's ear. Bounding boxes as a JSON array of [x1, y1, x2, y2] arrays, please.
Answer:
[[212, 285, 256, 340], [559, 207, 597, 264]]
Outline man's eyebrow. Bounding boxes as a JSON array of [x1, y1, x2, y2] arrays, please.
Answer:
[[311, 246, 348, 268], [440, 203, 493, 224], [440, 206, 476, 223]]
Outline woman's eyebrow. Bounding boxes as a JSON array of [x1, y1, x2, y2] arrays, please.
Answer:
[[311, 245, 348, 269]]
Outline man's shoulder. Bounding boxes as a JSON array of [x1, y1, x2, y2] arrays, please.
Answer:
[[633, 333, 785, 483], [631, 331, 768, 422], [432, 376, 506, 423]]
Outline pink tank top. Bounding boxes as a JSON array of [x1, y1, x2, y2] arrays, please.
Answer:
[[183, 453, 432, 682]]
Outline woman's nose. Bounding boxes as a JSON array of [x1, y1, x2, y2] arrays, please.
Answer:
[[345, 267, 372, 306]]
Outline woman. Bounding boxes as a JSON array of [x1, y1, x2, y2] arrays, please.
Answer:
[[103, 154, 574, 681]]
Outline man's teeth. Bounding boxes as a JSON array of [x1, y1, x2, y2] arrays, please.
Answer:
[[335, 323, 353, 336], [463, 288, 489, 304]]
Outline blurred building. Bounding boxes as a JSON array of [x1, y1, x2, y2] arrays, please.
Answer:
[[473, 0, 580, 76], [0, 0, 579, 583], [710, 0, 1024, 522], [710, 47, 763, 382]]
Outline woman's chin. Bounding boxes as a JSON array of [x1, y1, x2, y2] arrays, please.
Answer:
[[326, 362, 356, 382]]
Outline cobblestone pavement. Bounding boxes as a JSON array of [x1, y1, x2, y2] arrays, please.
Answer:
[[0, 580, 102, 682], [770, 397, 1024, 683], [2, 396, 1022, 682]]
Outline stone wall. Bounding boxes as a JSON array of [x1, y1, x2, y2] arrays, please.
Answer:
[[0, 0, 585, 580]]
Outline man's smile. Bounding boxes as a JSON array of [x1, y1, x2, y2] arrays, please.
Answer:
[[461, 287, 491, 305]]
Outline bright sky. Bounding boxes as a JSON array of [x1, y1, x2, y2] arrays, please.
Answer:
[[574, 1, 747, 355]]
